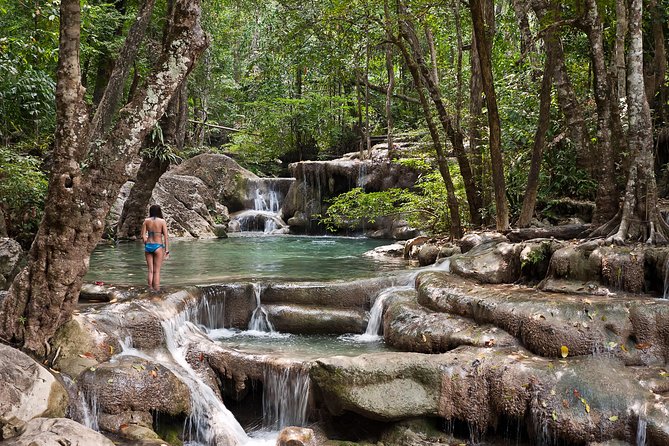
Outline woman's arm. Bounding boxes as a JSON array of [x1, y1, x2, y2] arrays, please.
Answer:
[[141, 220, 147, 244], [163, 220, 169, 255]]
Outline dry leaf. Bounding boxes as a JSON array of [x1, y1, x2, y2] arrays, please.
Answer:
[[150, 370, 158, 378], [484, 338, 496, 347], [560, 346, 569, 358], [635, 342, 652, 350]]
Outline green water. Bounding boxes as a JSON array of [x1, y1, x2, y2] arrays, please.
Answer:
[[210, 330, 393, 359], [86, 234, 407, 286]]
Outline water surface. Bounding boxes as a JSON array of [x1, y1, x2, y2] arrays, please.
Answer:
[[210, 329, 393, 360], [86, 234, 407, 286]]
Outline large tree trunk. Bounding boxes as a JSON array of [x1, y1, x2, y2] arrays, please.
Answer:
[[518, 21, 557, 228], [531, 1, 591, 175], [398, 11, 483, 226], [584, 0, 619, 225], [90, 0, 157, 137], [471, 0, 509, 231], [0, 0, 207, 356], [597, 0, 668, 244], [117, 86, 186, 239], [469, 20, 487, 222]]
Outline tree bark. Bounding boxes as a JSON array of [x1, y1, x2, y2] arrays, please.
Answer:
[[469, 21, 486, 221], [471, 0, 509, 231], [117, 84, 186, 240], [644, 0, 666, 106], [584, 0, 618, 225], [518, 21, 557, 227], [0, 0, 207, 356], [90, 0, 157, 137], [604, 0, 669, 244]]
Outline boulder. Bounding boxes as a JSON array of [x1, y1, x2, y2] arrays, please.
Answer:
[[276, 426, 317, 446], [0, 238, 24, 290], [449, 241, 523, 284], [77, 355, 191, 431], [51, 316, 117, 378], [383, 290, 518, 353], [2, 418, 114, 446], [417, 271, 669, 364], [169, 153, 258, 212], [311, 347, 666, 445], [152, 173, 223, 238], [0, 344, 68, 423], [459, 231, 508, 253]]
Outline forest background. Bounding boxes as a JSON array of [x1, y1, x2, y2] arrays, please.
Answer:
[[2, 0, 669, 244]]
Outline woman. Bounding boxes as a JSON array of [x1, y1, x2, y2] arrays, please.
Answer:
[[141, 204, 170, 291]]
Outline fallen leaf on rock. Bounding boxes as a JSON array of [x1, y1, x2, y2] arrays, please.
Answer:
[[560, 346, 569, 358], [150, 370, 158, 378], [620, 344, 628, 352], [484, 338, 496, 347], [609, 415, 619, 422], [551, 411, 558, 421], [119, 423, 128, 430], [562, 399, 570, 408], [108, 298, 118, 304], [635, 342, 652, 350]]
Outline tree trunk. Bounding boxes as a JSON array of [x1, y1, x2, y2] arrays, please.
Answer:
[[469, 21, 486, 222], [531, 1, 591, 175], [583, 0, 618, 225], [393, 36, 462, 239], [604, 0, 668, 244], [644, 0, 666, 105], [471, 0, 509, 231], [399, 11, 483, 226], [0, 0, 207, 356], [91, 0, 157, 137], [117, 85, 186, 240], [384, 0, 396, 159], [518, 23, 557, 227]]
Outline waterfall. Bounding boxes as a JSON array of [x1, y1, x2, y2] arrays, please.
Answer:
[[80, 389, 100, 432], [161, 313, 249, 446], [232, 180, 289, 234], [262, 364, 310, 430], [663, 256, 669, 298], [248, 283, 275, 333], [253, 188, 280, 213]]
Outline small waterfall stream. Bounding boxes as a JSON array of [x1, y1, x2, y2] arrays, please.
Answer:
[[232, 179, 291, 234], [262, 364, 310, 430], [248, 283, 275, 333]]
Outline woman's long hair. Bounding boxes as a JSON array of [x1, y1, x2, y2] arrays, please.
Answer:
[[149, 204, 163, 219]]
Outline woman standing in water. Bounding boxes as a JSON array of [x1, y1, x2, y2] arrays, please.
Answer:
[[141, 204, 170, 291]]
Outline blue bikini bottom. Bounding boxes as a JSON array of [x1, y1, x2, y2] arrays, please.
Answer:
[[145, 243, 165, 253]]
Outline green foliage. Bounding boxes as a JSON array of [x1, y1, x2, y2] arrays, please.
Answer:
[[0, 147, 48, 242], [321, 159, 467, 235]]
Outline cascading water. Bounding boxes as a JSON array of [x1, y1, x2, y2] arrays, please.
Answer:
[[663, 256, 669, 299], [233, 181, 288, 233], [248, 283, 275, 333], [112, 296, 276, 446], [262, 364, 310, 430]]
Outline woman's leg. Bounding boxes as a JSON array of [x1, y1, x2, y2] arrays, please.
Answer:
[[145, 252, 155, 290], [152, 249, 165, 291]]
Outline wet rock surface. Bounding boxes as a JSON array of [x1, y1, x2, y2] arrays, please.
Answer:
[[0, 344, 68, 424], [2, 417, 115, 446], [23, 234, 669, 445]]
